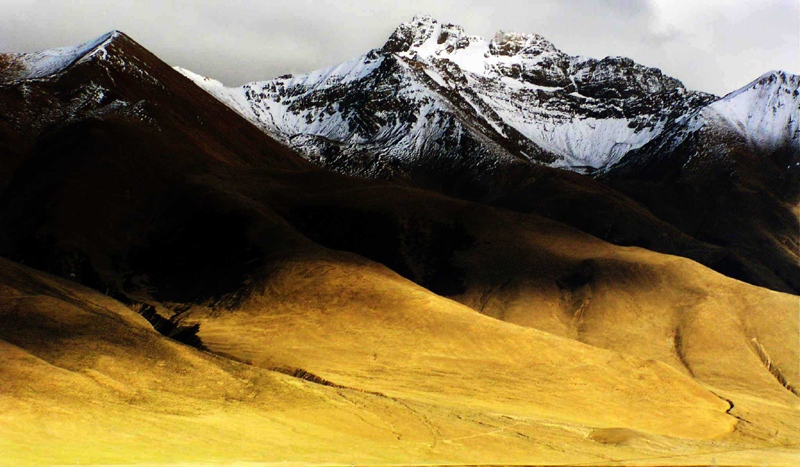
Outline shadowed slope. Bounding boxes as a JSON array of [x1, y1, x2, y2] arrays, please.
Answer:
[[604, 71, 800, 294]]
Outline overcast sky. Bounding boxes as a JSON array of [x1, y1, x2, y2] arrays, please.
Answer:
[[1, 0, 797, 95]]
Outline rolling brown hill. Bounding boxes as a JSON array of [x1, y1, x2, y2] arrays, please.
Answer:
[[0, 31, 798, 466]]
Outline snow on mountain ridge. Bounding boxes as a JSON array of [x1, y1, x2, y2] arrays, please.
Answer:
[[0, 31, 121, 81], [372, 16, 709, 169], [172, 16, 792, 178], [174, 15, 714, 173], [604, 68, 799, 181], [175, 65, 259, 128], [385, 15, 570, 83], [703, 70, 799, 154]]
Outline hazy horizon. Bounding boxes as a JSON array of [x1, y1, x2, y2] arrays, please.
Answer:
[[1, 0, 797, 96]]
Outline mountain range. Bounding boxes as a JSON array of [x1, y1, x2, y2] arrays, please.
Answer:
[[178, 15, 800, 296], [0, 17, 798, 466]]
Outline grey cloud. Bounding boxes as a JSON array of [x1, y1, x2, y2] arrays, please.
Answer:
[[0, 0, 797, 95]]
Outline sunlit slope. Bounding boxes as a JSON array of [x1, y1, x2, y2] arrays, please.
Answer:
[[451, 201, 799, 401], [243, 181, 799, 439], [0, 257, 438, 465], [0, 256, 749, 467], [190, 249, 734, 437]]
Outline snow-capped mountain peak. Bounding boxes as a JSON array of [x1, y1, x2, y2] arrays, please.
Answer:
[[0, 31, 123, 82], [490, 30, 560, 57], [385, 15, 561, 60], [175, 16, 796, 182], [701, 70, 799, 154], [383, 16, 569, 84], [382, 14, 441, 53]]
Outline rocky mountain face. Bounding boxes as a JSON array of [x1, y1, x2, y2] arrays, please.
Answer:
[[179, 15, 800, 295], [609, 70, 800, 179], [178, 15, 716, 183]]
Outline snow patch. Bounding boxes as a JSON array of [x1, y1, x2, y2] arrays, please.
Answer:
[[2, 31, 119, 81], [702, 71, 799, 152]]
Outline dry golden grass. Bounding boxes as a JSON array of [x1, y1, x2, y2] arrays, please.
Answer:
[[2, 186, 799, 467], [0, 256, 748, 466], [179, 191, 798, 466], [0, 188, 797, 467], [3, 181, 800, 466]]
